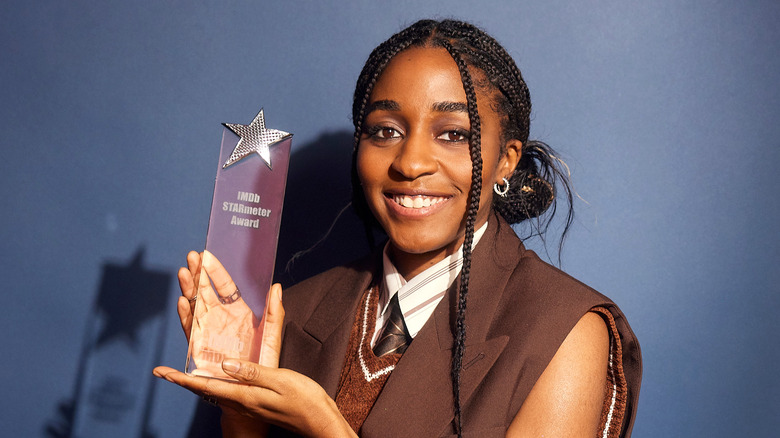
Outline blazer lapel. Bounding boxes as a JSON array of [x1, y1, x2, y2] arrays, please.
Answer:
[[281, 262, 375, 397], [361, 217, 521, 437]]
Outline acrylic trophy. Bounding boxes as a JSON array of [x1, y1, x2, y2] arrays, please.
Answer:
[[185, 109, 292, 379]]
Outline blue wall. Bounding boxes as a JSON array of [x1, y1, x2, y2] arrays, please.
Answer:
[[2, 1, 778, 436]]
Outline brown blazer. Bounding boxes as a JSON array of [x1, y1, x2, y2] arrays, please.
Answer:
[[276, 216, 642, 437]]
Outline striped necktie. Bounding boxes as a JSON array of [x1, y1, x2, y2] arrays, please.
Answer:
[[373, 294, 412, 356]]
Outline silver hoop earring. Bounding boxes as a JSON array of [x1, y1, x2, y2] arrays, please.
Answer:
[[493, 177, 510, 197]]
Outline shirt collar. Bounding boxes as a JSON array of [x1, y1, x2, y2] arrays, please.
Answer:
[[379, 222, 488, 337]]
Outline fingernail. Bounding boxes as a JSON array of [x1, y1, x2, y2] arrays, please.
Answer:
[[222, 359, 240, 374], [153, 369, 162, 378], [277, 287, 283, 303]]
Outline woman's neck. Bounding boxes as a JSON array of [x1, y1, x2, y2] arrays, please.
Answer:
[[386, 220, 489, 280], [388, 245, 458, 280]]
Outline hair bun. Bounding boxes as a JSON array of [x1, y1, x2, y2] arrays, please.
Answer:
[[494, 170, 554, 223]]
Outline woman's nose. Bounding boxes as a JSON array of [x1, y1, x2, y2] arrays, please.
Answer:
[[391, 133, 437, 179]]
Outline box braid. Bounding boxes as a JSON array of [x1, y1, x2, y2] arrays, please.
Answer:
[[350, 19, 574, 436], [439, 37, 483, 437]]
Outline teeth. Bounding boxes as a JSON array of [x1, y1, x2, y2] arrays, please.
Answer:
[[393, 195, 445, 209]]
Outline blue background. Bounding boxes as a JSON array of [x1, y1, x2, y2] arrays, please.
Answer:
[[2, 1, 778, 436]]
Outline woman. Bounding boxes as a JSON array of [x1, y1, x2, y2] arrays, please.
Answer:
[[155, 19, 641, 437]]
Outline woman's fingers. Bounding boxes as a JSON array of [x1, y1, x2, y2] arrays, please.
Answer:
[[219, 361, 319, 422], [154, 362, 305, 411], [153, 366, 240, 404], [218, 361, 354, 437], [177, 295, 194, 340], [185, 250, 246, 307], [152, 365, 282, 418], [221, 360, 278, 388], [187, 251, 201, 279], [259, 284, 285, 368], [193, 251, 221, 308], [178, 266, 195, 299], [153, 363, 355, 438], [202, 250, 241, 305], [178, 254, 200, 337]]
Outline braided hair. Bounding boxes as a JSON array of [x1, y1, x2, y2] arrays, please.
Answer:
[[350, 19, 574, 436]]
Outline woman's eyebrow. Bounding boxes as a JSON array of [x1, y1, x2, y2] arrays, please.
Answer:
[[432, 101, 467, 113], [365, 99, 400, 114]]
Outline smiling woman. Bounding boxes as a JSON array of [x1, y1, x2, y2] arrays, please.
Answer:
[[154, 19, 641, 438], [357, 46, 521, 280]]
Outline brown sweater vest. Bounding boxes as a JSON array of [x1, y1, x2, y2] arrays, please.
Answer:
[[335, 287, 402, 433], [592, 306, 630, 438]]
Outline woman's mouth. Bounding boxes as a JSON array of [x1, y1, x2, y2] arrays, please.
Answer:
[[392, 194, 447, 209]]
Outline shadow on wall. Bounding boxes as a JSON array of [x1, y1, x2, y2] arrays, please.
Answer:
[[45, 248, 172, 438], [189, 129, 377, 437], [274, 129, 377, 287]]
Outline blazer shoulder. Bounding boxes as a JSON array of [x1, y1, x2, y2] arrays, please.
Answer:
[[513, 248, 610, 303], [282, 252, 378, 319]]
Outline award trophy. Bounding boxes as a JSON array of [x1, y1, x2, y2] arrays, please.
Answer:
[[185, 109, 292, 380]]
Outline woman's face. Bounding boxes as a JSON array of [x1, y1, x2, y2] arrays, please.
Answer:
[[357, 46, 520, 278]]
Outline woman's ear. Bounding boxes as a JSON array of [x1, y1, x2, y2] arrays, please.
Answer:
[[497, 139, 522, 183]]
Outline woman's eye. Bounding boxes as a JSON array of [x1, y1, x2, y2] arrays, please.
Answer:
[[367, 126, 402, 140], [378, 128, 401, 139], [437, 130, 468, 142]]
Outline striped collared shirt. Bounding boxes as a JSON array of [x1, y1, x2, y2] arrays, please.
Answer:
[[372, 223, 488, 345]]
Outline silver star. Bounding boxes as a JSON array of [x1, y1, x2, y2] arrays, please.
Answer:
[[222, 109, 291, 169]]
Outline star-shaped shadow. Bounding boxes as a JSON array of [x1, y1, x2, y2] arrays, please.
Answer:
[[222, 109, 291, 169], [94, 247, 171, 349]]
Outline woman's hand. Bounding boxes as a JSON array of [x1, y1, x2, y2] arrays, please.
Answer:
[[155, 360, 356, 438], [176, 250, 201, 342], [154, 281, 355, 437], [177, 251, 260, 346], [158, 252, 355, 437], [181, 250, 263, 375]]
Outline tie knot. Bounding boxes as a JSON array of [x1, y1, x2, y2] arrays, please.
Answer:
[[373, 294, 411, 357]]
